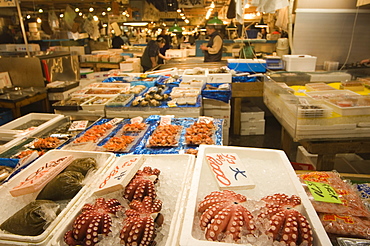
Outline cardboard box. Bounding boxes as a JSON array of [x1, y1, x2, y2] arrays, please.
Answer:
[[241, 106, 265, 121], [240, 119, 265, 135], [203, 107, 231, 128], [202, 98, 230, 109]]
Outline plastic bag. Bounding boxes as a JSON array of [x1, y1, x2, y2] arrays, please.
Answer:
[[298, 171, 370, 217]]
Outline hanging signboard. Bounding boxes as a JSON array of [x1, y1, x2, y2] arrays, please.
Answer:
[[0, 0, 16, 7], [178, 0, 204, 8]]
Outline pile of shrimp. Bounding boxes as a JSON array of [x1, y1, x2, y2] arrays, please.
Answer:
[[148, 125, 181, 147], [122, 123, 147, 132], [73, 123, 114, 143], [33, 137, 61, 149], [185, 122, 215, 145], [103, 135, 135, 152]]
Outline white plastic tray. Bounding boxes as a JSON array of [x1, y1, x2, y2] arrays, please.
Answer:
[[179, 145, 332, 246], [0, 149, 116, 245], [49, 154, 196, 246], [0, 113, 65, 137]]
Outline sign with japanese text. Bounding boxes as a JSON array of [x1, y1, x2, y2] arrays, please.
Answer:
[[0, 0, 15, 7], [94, 156, 144, 196], [305, 180, 343, 204], [178, 0, 204, 8], [205, 153, 255, 190]]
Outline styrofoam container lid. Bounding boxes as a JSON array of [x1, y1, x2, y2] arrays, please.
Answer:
[[179, 145, 332, 246], [0, 149, 116, 245]]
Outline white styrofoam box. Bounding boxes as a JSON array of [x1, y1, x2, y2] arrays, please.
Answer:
[[86, 71, 110, 81], [282, 55, 317, 72], [69, 46, 85, 56], [14, 44, 40, 52], [79, 78, 96, 88], [308, 72, 352, 82], [325, 96, 370, 116], [304, 89, 360, 101], [203, 107, 231, 128], [0, 149, 116, 245], [186, 48, 196, 57], [241, 119, 265, 135], [0, 113, 65, 137], [241, 106, 265, 121], [182, 68, 208, 83], [48, 86, 81, 101], [179, 145, 332, 246], [80, 95, 116, 111], [166, 49, 187, 58], [49, 154, 196, 246], [0, 44, 16, 52], [202, 98, 230, 109], [146, 67, 178, 76], [207, 72, 232, 83], [0, 135, 26, 155]]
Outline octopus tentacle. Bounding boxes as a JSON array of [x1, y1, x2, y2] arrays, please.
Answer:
[[124, 167, 160, 202]]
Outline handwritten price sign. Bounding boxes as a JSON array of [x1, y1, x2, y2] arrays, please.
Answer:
[[94, 156, 144, 196], [206, 153, 255, 190], [305, 180, 342, 204]]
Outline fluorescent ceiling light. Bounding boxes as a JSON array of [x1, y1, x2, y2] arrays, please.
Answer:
[[123, 22, 149, 26]]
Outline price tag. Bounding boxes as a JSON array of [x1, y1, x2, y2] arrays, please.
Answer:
[[107, 118, 124, 126], [198, 116, 214, 124], [131, 116, 143, 124], [160, 115, 174, 125], [205, 153, 255, 190], [68, 121, 88, 131], [305, 180, 343, 204]]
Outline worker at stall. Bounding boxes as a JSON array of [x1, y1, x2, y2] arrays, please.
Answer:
[[112, 35, 124, 49], [157, 29, 172, 64], [200, 25, 223, 62], [140, 37, 170, 72]]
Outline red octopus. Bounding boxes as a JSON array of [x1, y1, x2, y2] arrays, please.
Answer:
[[124, 166, 160, 201], [64, 198, 123, 246], [120, 196, 163, 246], [197, 190, 255, 242], [259, 193, 313, 246]]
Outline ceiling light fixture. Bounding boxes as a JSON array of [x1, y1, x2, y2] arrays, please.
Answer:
[[107, 7, 111, 11], [38, 8, 43, 13], [207, 12, 223, 25], [255, 17, 268, 28], [75, 7, 80, 12], [60, 14, 64, 18], [177, 9, 181, 13], [89, 7, 94, 12], [169, 23, 182, 32], [102, 11, 106, 16], [79, 12, 83, 16], [36, 17, 42, 23], [26, 15, 31, 19], [123, 22, 149, 26]]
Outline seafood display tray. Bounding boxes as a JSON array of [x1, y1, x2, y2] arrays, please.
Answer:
[[49, 154, 196, 246], [179, 145, 332, 246], [0, 150, 116, 245], [0, 113, 65, 137]]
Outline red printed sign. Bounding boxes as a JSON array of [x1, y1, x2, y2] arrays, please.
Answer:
[[94, 156, 144, 196], [205, 153, 255, 190], [10, 155, 74, 197]]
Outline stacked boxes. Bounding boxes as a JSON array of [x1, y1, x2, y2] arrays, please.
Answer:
[[240, 106, 265, 135], [202, 98, 230, 145]]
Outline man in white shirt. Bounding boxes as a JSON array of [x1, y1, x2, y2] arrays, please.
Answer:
[[200, 25, 223, 62]]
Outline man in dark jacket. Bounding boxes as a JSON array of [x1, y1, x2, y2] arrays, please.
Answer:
[[200, 25, 223, 62], [140, 37, 170, 72], [157, 29, 172, 64]]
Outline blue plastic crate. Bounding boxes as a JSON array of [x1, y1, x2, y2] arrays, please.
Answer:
[[227, 59, 267, 73]]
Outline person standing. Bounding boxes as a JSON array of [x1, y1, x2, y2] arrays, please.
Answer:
[[140, 37, 170, 72], [200, 25, 223, 62], [112, 35, 124, 49], [157, 29, 171, 64]]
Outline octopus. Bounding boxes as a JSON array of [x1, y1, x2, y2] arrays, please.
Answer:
[[124, 166, 161, 202], [197, 190, 255, 242], [33, 137, 61, 149], [259, 193, 313, 246], [120, 196, 163, 246], [64, 198, 123, 246]]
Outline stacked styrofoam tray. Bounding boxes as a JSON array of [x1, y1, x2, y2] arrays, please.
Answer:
[[49, 154, 196, 246], [80, 95, 117, 111], [304, 90, 360, 101], [0, 134, 26, 155], [207, 72, 232, 83], [294, 103, 332, 118], [325, 96, 370, 116], [0, 149, 116, 246], [86, 82, 130, 90], [0, 113, 65, 137], [179, 145, 332, 246], [182, 68, 208, 82]]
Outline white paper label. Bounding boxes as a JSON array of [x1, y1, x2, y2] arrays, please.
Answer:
[[205, 153, 255, 190], [107, 118, 124, 126], [94, 156, 144, 196], [160, 115, 174, 125], [68, 120, 89, 131], [131, 116, 143, 124], [198, 116, 214, 124]]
